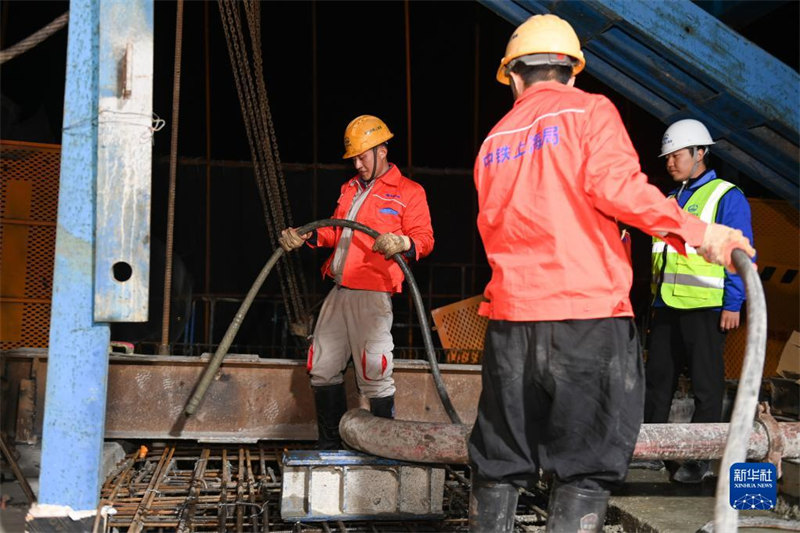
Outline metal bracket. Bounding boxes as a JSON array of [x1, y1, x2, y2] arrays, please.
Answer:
[[121, 43, 133, 98], [93, 1, 153, 322], [755, 401, 785, 477]]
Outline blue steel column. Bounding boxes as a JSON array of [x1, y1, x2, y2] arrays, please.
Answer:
[[38, 0, 107, 511], [38, 0, 153, 511]]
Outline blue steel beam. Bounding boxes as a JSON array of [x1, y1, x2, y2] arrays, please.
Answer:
[[479, 0, 531, 24], [36, 0, 153, 515], [522, 0, 799, 136], [580, 50, 798, 201], [477, 0, 799, 203], [540, 0, 799, 196]]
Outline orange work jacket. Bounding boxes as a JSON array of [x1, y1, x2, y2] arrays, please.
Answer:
[[312, 164, 434, 294], [474, 81, 706, 321]]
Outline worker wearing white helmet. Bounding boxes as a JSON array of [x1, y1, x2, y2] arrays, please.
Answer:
[[279, 115, 434, 450], [468, 14, 755, 533], [646, 118, 754, 484]]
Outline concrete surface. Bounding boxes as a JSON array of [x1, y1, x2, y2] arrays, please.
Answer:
[[614, 464, 798, 533]]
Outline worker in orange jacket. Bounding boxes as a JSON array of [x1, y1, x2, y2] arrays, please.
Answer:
[[467, 14, 755, 533], [279, 115, 434, 449]]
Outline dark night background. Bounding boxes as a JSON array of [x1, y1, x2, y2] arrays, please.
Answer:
[[1, 1, 797, 356]]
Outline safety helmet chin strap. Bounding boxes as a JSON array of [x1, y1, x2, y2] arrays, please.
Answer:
[[678, 146, 704, 196], [688, 146, 703, 179], [368, 146, 379, 182], [509, 77, 517, 100]]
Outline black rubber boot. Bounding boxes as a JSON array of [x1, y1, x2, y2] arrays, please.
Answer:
[[312, 383, 347, 450], [546, 481, 609, 533], [468, 479, 518, 532], [369, 395, 395, 419], [672, 459, 712, 484]]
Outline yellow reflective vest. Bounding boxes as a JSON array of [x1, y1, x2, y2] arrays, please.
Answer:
[[651, 179, 736, 309]]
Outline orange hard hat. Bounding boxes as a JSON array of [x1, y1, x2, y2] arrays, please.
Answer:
[[342, 115, 394, 159], [496, 14, 585, 85]]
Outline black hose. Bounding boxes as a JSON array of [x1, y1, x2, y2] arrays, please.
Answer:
[[714, 248, 767, 531], [184, 218, 462, 425]]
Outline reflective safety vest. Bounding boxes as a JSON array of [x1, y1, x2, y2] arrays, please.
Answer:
[[651, 179, 736, 309]]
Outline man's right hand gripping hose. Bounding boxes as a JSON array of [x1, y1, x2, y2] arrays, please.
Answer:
[[279, 227, 312, 252], [697, 223, 756, 270]]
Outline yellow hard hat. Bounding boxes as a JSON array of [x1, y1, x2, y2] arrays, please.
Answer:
[[496, 14, 586, 85], [342, 115, 394, 159]]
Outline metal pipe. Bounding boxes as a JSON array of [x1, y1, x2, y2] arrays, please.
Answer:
[[159, 0, 185, 355], [340, 409, 800, 465], [715, 249, 768, 531], [635, 420, 798, 461], [184, 219, 462, 425], [203, 0, 212, 350]]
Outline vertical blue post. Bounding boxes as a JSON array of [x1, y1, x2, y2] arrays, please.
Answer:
[[37, 0, 108, 512], [35, 0, 155, 516]]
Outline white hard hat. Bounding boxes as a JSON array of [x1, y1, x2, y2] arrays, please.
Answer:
[[660, 119, 715, 157]]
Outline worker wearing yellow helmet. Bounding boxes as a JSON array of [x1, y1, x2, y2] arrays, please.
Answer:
[[279, 115, 434, 450], [495, 12, 585, 87], [468, 14, 755, 533]]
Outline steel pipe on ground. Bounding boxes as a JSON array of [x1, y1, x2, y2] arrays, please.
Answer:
[[340, 409, 800, 465]]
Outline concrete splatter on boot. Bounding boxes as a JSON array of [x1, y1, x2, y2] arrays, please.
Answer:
[[546, 481, 609, 533], [469, 478, 518, 532]]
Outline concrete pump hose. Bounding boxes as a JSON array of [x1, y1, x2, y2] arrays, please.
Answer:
[[184, 218, 462, 425], [714, 248, 768, 532]]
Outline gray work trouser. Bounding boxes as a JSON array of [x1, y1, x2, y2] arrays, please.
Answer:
[[307, 286, 395, 399]]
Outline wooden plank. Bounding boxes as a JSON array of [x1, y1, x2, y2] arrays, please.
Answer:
[[14, 378, 35, 444]]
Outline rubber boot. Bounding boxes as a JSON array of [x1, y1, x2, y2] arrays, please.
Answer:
[[468, 479, 518, 533], [369, 395, 395, 419], [672, 460, 712, 484], [312, 383, 347, 450], [546, 481, 609, 533]]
